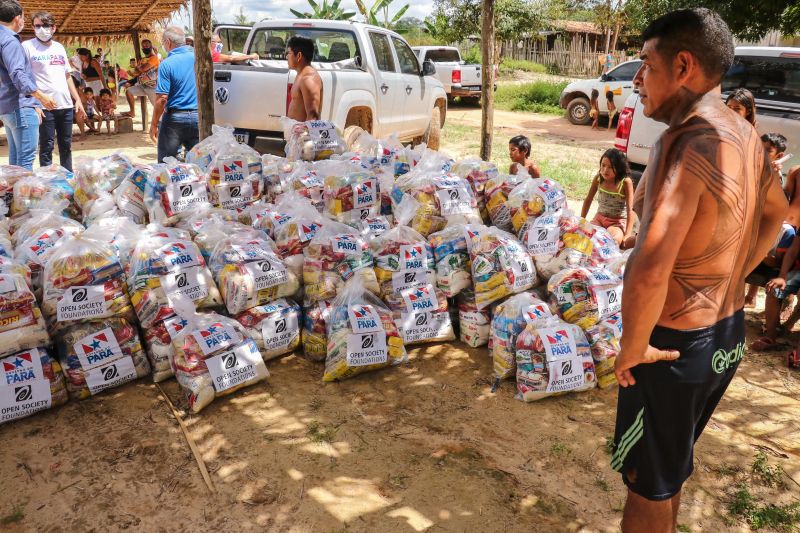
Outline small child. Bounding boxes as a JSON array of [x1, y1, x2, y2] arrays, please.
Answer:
[[97, 88, 116, 134], [581, 148, 635, 247], [606, 90, 617, 131], [761, 133, 788, 184], [80, 87, 98, 135], [508, 135, 541, 178], [590, 89, 600, 130]]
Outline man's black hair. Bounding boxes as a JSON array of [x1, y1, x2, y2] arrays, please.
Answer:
[[509, 135, 531, 157], [287, 35, 315, 63], [0, 0, 22, 23], [761, 133, 788, 153], [642, 8, 734, 84]]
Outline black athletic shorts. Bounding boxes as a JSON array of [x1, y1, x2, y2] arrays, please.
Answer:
[[611, 310, 745, 500]]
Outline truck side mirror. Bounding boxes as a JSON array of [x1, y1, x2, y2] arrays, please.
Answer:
[[600, 73, 608, 82], [422, 60, 436, 76]]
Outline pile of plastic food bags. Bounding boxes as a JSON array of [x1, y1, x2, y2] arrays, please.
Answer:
[[0, 128, 637, 425]]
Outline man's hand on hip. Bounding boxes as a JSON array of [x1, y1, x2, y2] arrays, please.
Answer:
[[614, 345, 680, 387]]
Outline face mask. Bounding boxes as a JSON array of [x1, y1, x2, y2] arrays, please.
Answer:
[[142, 47, 152, 55], [213, 43, 223, 54], [35, 27, 53, 42]]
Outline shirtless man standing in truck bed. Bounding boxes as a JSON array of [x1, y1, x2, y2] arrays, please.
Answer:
[[286, 35, 322, 122]]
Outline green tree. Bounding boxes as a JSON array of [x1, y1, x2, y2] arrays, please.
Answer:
[[355, 0, 411, 30], [232, 6, 254, 26], [290, 0, 357, 20]]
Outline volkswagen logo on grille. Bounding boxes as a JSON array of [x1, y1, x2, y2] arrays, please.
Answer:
[[215, 87, 229, 105]]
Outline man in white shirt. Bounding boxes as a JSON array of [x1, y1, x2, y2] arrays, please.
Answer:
[[22, 11, 85, 170]]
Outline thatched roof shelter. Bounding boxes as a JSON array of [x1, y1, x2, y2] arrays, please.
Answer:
[[18, 0, 188, 43]]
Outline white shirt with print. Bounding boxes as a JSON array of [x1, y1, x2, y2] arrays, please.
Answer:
[[22, 38, 73, 110]]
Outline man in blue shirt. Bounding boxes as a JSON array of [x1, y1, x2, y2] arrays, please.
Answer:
[[0, 0, 56, 169], [149, 26, 198, 163]]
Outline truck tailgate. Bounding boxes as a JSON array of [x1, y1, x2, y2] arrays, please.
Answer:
[[459, 65, 482, 88], [213, 64, 289, 133]]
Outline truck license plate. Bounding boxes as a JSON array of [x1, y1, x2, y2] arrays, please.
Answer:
[[234, 131, 249, 144]]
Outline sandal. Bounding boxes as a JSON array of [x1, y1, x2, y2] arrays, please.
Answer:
[[750, 336, 781, 351], [788, 350, 800, 369]]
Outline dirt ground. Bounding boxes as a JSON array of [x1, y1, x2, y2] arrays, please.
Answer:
[[0, 102, 798, 532]]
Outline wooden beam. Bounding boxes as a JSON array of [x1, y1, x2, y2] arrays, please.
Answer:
[[61, 0, 84, 28], [132, 1, 161, 30], [480, 0, 495, 161], [193, 0, 214, 140]]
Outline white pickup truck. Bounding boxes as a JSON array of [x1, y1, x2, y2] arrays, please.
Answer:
[[559, 59, 642, 125], [212, 20, 448, 149], [411, 46, 484, 103], [615, 46, 800, 176]]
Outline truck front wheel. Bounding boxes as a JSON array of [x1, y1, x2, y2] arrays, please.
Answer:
[[424, 106, 442, 151], [567, 97, 592, 125]]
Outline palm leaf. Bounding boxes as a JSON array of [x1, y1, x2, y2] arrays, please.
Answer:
[[391, 3, 410, 23]]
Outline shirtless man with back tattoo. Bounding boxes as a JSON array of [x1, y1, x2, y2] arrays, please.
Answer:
[[285, 35, 322, 122], [611, 9, 788, 532]]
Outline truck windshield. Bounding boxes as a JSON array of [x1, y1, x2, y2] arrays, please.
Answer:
[[722, 55, 800, 106], [424, 49, 461, 62], [248, 27, 361, 64]]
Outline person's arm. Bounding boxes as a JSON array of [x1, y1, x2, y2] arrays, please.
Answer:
[[767, 236, 800, 293], [3, 41, 55, 109], [744, 165, 789, 276], [526, 160, 541, 179], [615, 147, 707, 387], [580, 176, 599, 219], [299, 75, 322, 120], [66, 73, 86, 118], [623, 177, 635, 238], [217, 53, 259, 64], [149, 94, 167, 143], [95, 60, 109, 89]]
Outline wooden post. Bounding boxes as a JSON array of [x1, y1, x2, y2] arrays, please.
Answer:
[[131, 31, 147, 131], [479, 0, 494, 161], [193, 0, 214, 140]]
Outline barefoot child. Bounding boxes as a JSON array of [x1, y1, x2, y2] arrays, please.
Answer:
[[97, 88, 116, 134], [580, 148, 635, 247], [508, 135, 541, 178], [606, 90, 617, 131], [590, 89, 600, 130]]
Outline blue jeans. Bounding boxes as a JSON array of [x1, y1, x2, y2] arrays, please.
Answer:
[[39, 108, 74, 171], [1, 107, 39, 170], [157, 110, 199, 163]]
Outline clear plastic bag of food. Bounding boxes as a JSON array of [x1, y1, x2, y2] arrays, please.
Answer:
[[302, 299, 333, 362], [81, 191, 120, 226], [0, 255, 32, 287], [142, 314, 187, 382], [354, 215, 391, 238], [186, 125, 237, 171], [456, 289, 490, 348], [11, 167, 75, 217], [484, 171, 531, 231], [170, 297, 268, 413], [144, 158, 211, 226], [283, 164, 325, 212], [272, 193, 327, 278], [319, 160, 380, 224], [471, 228, 537, 310], [83, 216, 145, 270], [585, 313, 622, 389], [428, 219, 487, 298], [452, 158, 499, 223], [589, 226, 623, 266], [548, 266, 623, 330], [127, 228, 222, 329], [508, 177, 567, 235], [490, 292, 553, 383], [210, 236, 301, 314], [607, 249, 631, 278], [303, 220, 379, 304], [56, 317, 150, 400], [391, 171, 482, 237], [113, 164, 150, 224], [0, 347, 68, 424], [191, 213, 266, 261], [208, 139, 263, 187], [283, 118, 346, 161], [73, 153, 135, 212], [0, 272, 50, 358], [352, 132, 411, 177], [41, 234, 135, 334], [210, 174, 262, 211], [0, 164, 32, 209], [323, 279, 406, 381], [515, 320, 596, 402], [262, 155, 299, 203], [236, 298, 301, 360], [522, 211, 596, 281]]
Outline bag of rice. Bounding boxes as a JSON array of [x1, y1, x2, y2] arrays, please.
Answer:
[[0, 347, 68, 424], [428, 219, 487, 298], [471, 228, 537, 310], [283, 119, 346, 161], [303, 220, 379, 304], [210, 236, 300, 315], [236, 298, 301, 360], [0, 273, 50, 358], [56, 317, 150, 400], [585, 313, 621, 389], [490, 292, 553, 384], [548, 266, 623, 330], [323, 279, 406, 381], [514, 319, 596, 401]]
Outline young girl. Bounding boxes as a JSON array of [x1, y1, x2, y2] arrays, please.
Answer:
[[508, 135, 541, 178], [581, 148, 635, 247], [589, 89, 600, 130], [725, 88, 757, 126], [606, 90, 617, 131], [97, 88, 116, 134]]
